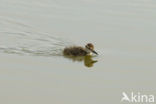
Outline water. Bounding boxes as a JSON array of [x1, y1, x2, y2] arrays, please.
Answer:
[[0, 0, 156, 104]]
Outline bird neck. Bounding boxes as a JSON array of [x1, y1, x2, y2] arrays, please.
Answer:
[[85, 48, 92, 55]]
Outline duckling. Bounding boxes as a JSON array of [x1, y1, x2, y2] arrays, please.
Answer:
[[63, 43, 98, 56]]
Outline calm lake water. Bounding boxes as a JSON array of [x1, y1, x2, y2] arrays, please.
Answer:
[[0, 0, 156, 104]]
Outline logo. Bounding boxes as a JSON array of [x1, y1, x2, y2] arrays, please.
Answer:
[[121, 92, 155, 103]]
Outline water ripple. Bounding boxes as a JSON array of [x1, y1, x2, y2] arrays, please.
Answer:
[[0, 18, 72, 57]]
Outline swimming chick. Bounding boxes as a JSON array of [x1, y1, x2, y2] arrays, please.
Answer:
[[63, 43, 98, 56]]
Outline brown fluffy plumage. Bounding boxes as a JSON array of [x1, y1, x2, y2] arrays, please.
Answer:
[[63, 43, 98, 56], [63, 46, 87, 56]]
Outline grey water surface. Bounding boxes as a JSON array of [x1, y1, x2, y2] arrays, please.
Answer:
[[0, 0, 156, 104]]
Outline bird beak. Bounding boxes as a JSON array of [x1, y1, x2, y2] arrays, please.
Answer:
[[92, 50, 98, 55]]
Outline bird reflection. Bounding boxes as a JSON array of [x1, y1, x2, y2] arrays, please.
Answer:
[[84, 56, 98, 67], [63, 55, 98, 68]]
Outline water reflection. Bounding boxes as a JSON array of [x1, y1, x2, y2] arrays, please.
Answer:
[[63, 55, 98, 68], [84, 56, 98, 67]]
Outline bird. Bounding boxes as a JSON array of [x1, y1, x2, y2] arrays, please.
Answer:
[[63, 43, 98, 56]]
